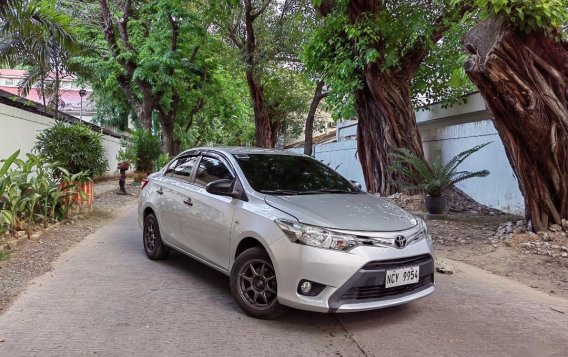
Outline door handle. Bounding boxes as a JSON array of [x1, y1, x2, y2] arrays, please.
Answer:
[[156, 188, 164, 195], [183, 197, 193, 206]]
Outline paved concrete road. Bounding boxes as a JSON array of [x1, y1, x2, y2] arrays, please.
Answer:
[[1, 204, 567, 357]]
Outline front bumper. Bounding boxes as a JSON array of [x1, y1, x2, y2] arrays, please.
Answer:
[[269, 236, 435, 313]]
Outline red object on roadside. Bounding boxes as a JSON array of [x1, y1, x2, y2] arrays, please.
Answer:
[[141, 178, 149, 190]]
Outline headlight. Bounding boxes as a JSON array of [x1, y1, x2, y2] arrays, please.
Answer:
[[275, 218, 429, 251], [274, 219, 359, 251], [415, 216, 432, 247]]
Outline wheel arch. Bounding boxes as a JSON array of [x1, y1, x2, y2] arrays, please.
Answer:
[[143, 206, 155, 219], [231, 235, 276, 272]]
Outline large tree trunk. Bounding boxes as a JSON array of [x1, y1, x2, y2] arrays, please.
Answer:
[[157, 110, 179, 157], [242, 0, 274, 148], [463, 19, 568, 231], [314, 0, 427, 195], [347, 1, 424, 195], [304, 80, 327, 156], [355, 69, 424, 194], [246, 69, 273, 148]]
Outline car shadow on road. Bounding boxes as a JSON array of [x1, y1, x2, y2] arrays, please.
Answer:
[[155, 249, 419, 329]]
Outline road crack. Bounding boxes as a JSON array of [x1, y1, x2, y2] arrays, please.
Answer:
[[333, 315, 369, 357]]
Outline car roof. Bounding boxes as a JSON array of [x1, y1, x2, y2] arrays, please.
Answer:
[[178, 146, 304, 157]]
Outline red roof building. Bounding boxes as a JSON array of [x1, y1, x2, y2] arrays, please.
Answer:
[[0, 69, 95, 121]]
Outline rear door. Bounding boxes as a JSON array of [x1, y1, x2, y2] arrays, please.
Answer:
[[159, 155, 199, 250], [179, 154, 237, 269]]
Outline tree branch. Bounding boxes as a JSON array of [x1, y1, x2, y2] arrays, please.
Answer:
[[167, 13, 179, 52], [227, 22, 245, 49], [184, 98, 205, 133], [117, 0, 135, 53], [250, 0, 272, 19]]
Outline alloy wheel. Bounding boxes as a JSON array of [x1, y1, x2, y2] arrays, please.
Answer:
[[144, 220, 156, 252], [237, 259, 278, 310]]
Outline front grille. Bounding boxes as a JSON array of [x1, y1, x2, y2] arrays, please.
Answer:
[[340, 274, 434, 301], [362, 254, 432, 270]]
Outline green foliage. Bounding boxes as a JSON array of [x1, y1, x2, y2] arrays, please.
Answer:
[[389, 143, 492, 197], [0, 151, 89, 235], [72, 0, 255, 149], [118, 129, 163, 173], [35, 123, 108, 178], [303, 0, 476, 120], [472, 0, 568, 34], [0, 0, 83, 117], [175, 61, 255, 149], [212, 0, 318, 138]]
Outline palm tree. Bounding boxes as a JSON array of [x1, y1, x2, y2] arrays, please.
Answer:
[[0, 0, 80, 119]]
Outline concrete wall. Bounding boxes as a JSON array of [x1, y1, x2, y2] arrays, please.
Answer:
[[421, 120, 524, 214], [289, 93, 525, 215], [0, 101, 122, 176]]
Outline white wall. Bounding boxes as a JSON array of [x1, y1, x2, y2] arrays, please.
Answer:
[[0, 102, 122, 176], [289, 93, 526, 215], [421, 120, 524, 214]]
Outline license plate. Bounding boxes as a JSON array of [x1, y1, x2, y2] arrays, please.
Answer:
[[385, 266, 420, 288]]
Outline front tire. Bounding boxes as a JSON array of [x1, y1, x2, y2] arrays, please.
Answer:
[[230, 247, 286, 319], [143, 213, 169, 260]]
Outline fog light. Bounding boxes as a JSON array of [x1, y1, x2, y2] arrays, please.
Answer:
[[300, 281, 312, 294], [297, 280, 326, 296]]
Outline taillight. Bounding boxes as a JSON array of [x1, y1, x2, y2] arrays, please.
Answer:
[[141, 178, 149, 190]]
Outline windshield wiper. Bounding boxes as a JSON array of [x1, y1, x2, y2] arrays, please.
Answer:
[[304, 188, 358, 194], [259, 189, 301, 195]]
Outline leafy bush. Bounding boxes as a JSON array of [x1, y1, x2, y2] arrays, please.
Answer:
[[389, 143, 491, 197], [117, 129, 162, 173], [0, 151, 90, 235], [474, 0, 568, 34], [35, 123, 108, 178]]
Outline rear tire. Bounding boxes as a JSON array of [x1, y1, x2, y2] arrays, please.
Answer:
[[230, 247, 287, 319], [143, 213, 169, 260]]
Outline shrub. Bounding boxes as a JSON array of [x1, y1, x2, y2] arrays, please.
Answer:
[[35, 123, 108, 178], [117, 129, 162, 173], [389, 142, 492, 197], [0, 151, 89, 235]]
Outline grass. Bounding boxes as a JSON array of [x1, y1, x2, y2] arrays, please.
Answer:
[[0, 250, 10, 261]]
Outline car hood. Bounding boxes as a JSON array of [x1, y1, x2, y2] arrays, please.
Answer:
[[265, 193, 417, 232]]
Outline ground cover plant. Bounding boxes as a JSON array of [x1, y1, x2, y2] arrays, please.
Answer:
[[0, 150, 89, 237]]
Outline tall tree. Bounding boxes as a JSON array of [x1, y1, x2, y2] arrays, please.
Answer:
[[463, 0, 568, 231], [73, 0, 254, 154], [214, 0, 314, 147], [304, 0, 473, 194]]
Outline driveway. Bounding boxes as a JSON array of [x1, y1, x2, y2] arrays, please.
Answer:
[[1, 203, 567, 356]]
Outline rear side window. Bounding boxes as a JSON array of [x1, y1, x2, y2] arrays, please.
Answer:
[[164, 159, 179, 176], [171, 156, 199, 182], [194, 157, 233, 187]]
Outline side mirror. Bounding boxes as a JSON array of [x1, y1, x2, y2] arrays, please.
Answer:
[[350, 180, 362, 190], [206, 179, 247, 200]]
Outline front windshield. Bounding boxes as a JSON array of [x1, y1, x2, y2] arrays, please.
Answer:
[[234, 154, 358, 194]]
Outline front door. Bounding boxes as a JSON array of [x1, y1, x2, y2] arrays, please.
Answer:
[[179, 155, 236, 270]]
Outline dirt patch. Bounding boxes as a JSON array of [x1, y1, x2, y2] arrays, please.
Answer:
[[0, 184, 140, 313], [386, 187, 504, 214], [386, 192, 568, 299]]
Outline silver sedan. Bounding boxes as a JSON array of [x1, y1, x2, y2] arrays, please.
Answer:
[[138, 147, 435, 319]]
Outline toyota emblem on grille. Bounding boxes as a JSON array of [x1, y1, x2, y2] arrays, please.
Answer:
[[394, 235, 407, 249]]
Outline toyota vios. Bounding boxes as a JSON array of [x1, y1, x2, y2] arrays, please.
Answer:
[[138, 147, 435, 319]]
